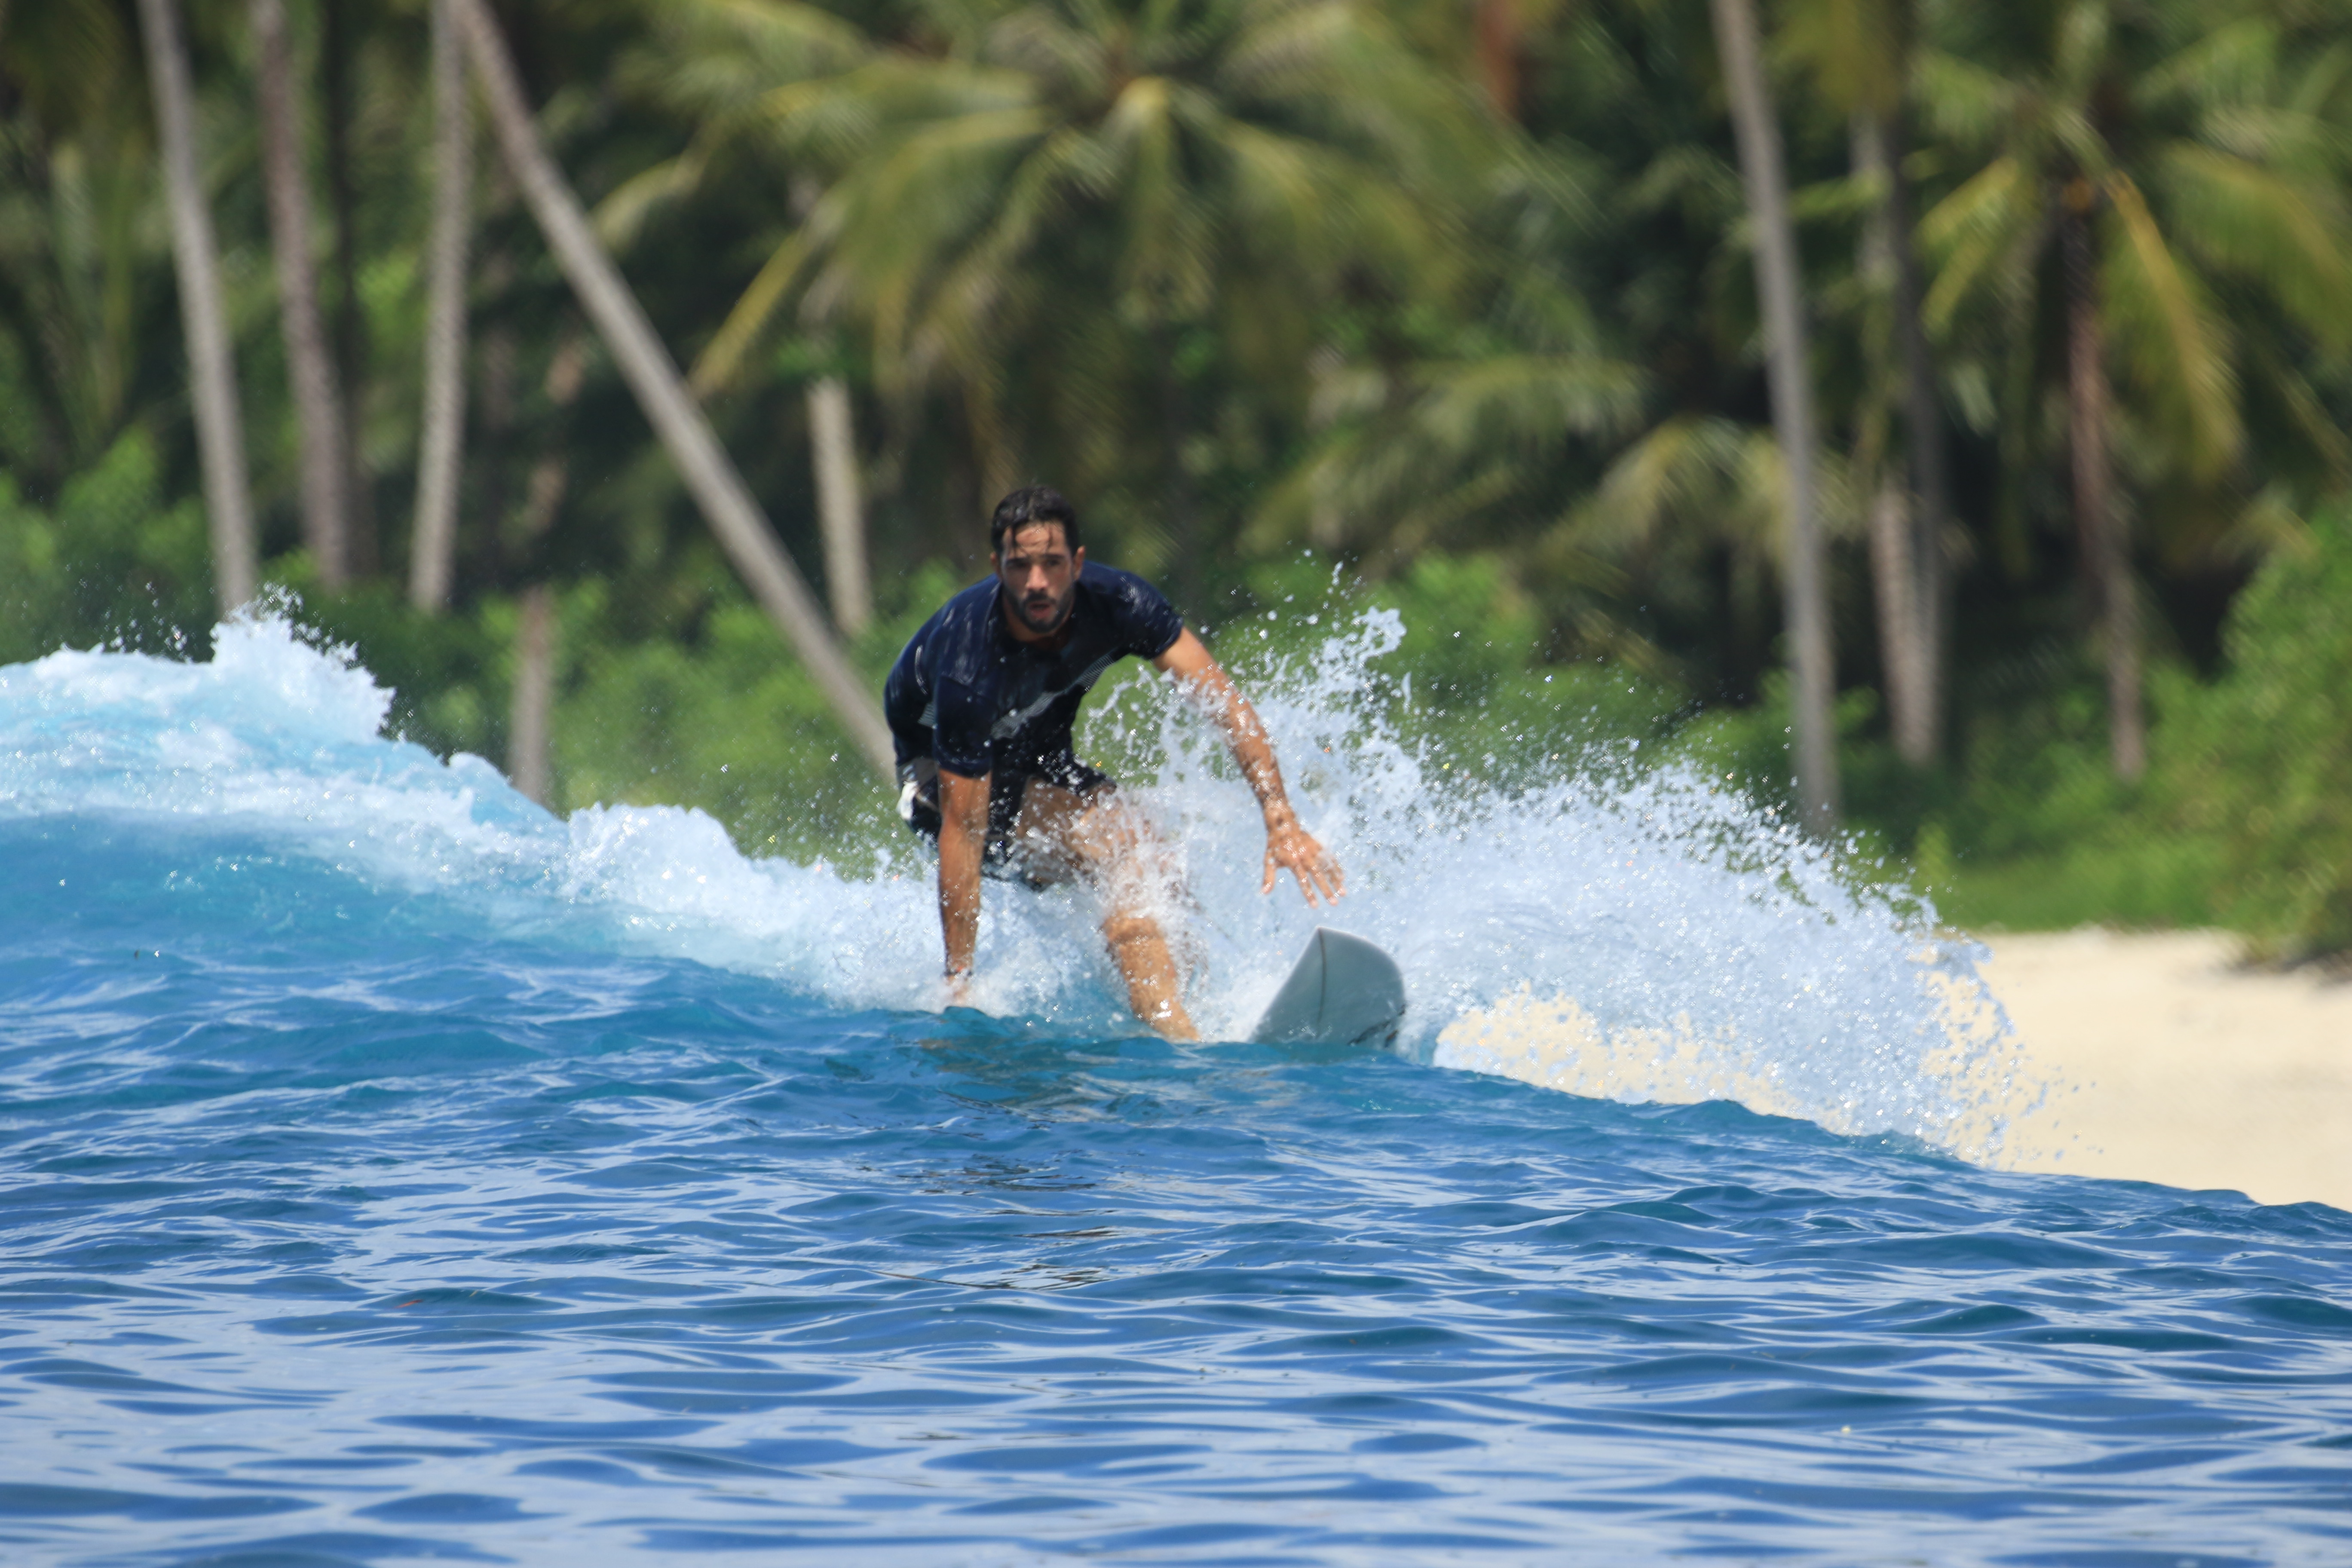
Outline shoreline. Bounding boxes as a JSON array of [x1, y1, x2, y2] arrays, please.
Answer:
[[1978, 928, 2352, 1213], [1436, 927, 2351, 1214]]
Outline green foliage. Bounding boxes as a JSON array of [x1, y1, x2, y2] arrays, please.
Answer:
[[7, 0, 2352, 953], [1828, 661, 2228, 931], [0, 432, 213, 662], [2165, 504, 2352, 955], [1667, 673, 1875, 815], [550, 561, 964, 863], [1914, 0, 2352, 565], [285, 578, 506, 762], [1827, 514, 2352, 948], [556, 595, 883, 864]]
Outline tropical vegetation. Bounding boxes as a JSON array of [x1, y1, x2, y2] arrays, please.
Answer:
[[3, 0, 2351, 955]]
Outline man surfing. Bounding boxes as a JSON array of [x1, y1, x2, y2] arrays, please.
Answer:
[[886, 485, 1343, 1039]]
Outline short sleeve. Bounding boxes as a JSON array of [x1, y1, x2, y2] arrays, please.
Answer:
[[930, 679, 995, 777], [1111, 571, 1184, 659]]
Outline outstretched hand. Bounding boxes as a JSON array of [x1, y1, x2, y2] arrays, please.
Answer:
[[1262, 818, 1344, 906]]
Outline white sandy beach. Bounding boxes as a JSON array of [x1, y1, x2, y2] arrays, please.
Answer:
[[1980, 930, 2352, 1213], [1439, 927, 2350, 1213]]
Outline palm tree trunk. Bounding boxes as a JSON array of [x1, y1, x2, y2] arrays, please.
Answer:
[[510, 584, 556, 805], [410, 0, 472, 612], [1710, 0, 1839, 834], [1855, 111, 1945, 766], [252, 0, 351, 587], [135, 0, 258, 616], [507, 335, 581, 807], [807, 376, 871, 637], [452, 0, 894, 779], [783, 177, 871, 638], [1865, 475, 1926, 744], [1885, 109, 1950, 767], [2062, 194, 2144, 782], [321, 0, 374, 574]]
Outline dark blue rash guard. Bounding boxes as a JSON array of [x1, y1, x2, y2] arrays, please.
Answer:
[[884, 562, 1185, 780]]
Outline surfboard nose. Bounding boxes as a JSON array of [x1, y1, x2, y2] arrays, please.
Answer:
[[1249, 926, 1407, 1047]]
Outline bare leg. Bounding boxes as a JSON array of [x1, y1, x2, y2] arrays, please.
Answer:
[[1009, 781, 1199, 1041], [1099, 910, 1197, 1040]]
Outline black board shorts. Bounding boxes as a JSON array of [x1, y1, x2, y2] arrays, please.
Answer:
[[897, 753, 1114, 885]]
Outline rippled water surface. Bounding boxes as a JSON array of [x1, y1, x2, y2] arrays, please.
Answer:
[[4, 618, 2349, 1566]]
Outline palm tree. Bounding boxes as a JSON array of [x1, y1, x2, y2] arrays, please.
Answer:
[[599, 0, 882, 629], [409, 0, 472, 613], [790, 166, 871, 639], [1916, 0, 2352, 781], [1708, 0, 1838, 834], [134, 0, 257, 614], [1247, 2, 1839, 711], [1850, 110, 1951, 768], [673, 0, 1492, 576], [509, 330, 586, 806], [805, 371, 871, 635], [251, 0, 353, 587], [319, 0, 371, 572], [450, 0, 894, 777], [1248, 344, 1648, 578], [1784, 0, 1952, 767]]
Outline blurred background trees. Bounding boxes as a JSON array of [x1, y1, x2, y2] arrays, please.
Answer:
[[3, 0, 2350, 954]]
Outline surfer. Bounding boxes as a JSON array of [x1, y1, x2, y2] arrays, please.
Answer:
[[886, 485, 1344, 1039]]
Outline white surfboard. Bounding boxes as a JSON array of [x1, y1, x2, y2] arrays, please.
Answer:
[[1247, 927, 1407, 1048]]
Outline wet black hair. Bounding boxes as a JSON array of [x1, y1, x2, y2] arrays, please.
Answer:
[[989, 485, 1081, 556]]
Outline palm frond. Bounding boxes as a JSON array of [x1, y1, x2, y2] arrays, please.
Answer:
[[593, 149, 711, 251], [690, 225, 821, 397], [1912, 47, 2022, 150], [2156, 143, 2352, 354], [1919, 155, 2033, 333], [2101, 171, 2242, 481], [2135, 15, 2277, 119]]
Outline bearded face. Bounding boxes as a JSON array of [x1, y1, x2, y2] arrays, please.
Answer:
[[995, 522, 1083, 639]]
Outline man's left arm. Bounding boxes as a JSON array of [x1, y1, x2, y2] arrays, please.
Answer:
[[1153, 629, 1344, 905]]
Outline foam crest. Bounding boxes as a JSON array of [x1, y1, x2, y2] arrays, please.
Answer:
[[1072, 605, 2027, 1153], [1, 605, 2028, 1154], [1, 612, 553, 879]]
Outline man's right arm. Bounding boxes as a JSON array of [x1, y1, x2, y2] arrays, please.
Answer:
[[936, 767, 990, 995]]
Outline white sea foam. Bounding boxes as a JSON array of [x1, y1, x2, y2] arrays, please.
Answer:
[[0, 604, 2029, 1155]]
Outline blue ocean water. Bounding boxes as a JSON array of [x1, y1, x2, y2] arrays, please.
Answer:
[[3, 616, 2349, 1566]]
